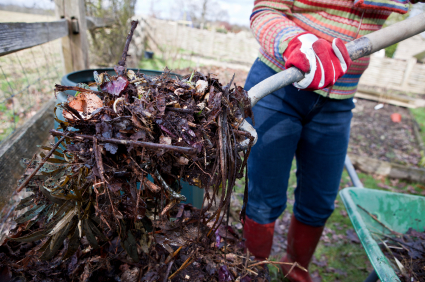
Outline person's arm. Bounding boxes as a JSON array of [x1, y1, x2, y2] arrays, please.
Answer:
[[250, 0, 306, 62], [250, 0, 352, 91]]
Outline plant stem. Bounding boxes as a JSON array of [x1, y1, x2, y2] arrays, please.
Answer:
[[117, 20, 139, 76], [55, 84, 104, 96], [357, 204, 400, 236], [93, 137, 106, 183], [16, 136, 66, 194], [50, 129, 197, 155]]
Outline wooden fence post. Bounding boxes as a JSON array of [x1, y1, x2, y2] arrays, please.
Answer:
[[55, 0, 89, 74], [401, 57, 417, 89]]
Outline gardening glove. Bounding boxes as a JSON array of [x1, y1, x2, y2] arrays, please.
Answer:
[[283, 33, 352, 90]]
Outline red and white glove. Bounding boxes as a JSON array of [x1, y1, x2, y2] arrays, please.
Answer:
[[283, 33, 352, 91]]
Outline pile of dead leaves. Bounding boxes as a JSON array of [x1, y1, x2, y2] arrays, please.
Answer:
[[0, 21, 273, 282], [379, 228, 425, 281]]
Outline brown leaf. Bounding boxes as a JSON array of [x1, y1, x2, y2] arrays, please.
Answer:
[[130, 130, 146, 141], [108, 179, 123, 193], [346, 229, 360, 244], [131, 115, 143, 129], [81, 263, 91, 282]]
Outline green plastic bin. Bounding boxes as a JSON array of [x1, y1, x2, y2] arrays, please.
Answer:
[[56, 68, 204, 209], [340, 187, 425, 282]]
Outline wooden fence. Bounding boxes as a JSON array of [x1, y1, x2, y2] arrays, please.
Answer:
[[0, 1, 112, 208], [359, 57, 425, 95]]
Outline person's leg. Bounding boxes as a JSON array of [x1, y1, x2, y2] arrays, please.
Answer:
[[245, 94, 302, 226], [243, 59, 302, 260], [281, 97, 354, 281], [243, 59, 326, 260], [293, 97, 354, 226]]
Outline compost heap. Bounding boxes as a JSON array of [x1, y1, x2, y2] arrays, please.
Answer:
[[0, 21, 272, 282], [379, 228, 425, 281]]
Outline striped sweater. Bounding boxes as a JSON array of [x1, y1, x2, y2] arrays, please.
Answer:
[[250, 0, 412, 99]]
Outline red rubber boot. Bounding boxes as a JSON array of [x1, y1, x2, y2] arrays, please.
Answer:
[[280, 215, 324, 282], [243, 216, 275, 261]]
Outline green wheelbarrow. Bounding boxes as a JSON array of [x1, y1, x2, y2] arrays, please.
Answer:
[[341, 156, 425, 282]]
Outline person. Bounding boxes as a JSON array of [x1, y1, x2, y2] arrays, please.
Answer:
[[243, 0, 423, 281]]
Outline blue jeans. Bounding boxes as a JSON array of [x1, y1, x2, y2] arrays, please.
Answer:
[[245, 59, 355, 227]]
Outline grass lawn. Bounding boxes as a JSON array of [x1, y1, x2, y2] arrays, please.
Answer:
[[411, 108, 425, 147]]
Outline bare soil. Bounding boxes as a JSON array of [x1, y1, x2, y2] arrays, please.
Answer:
[[349, 99, 423, 167]]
